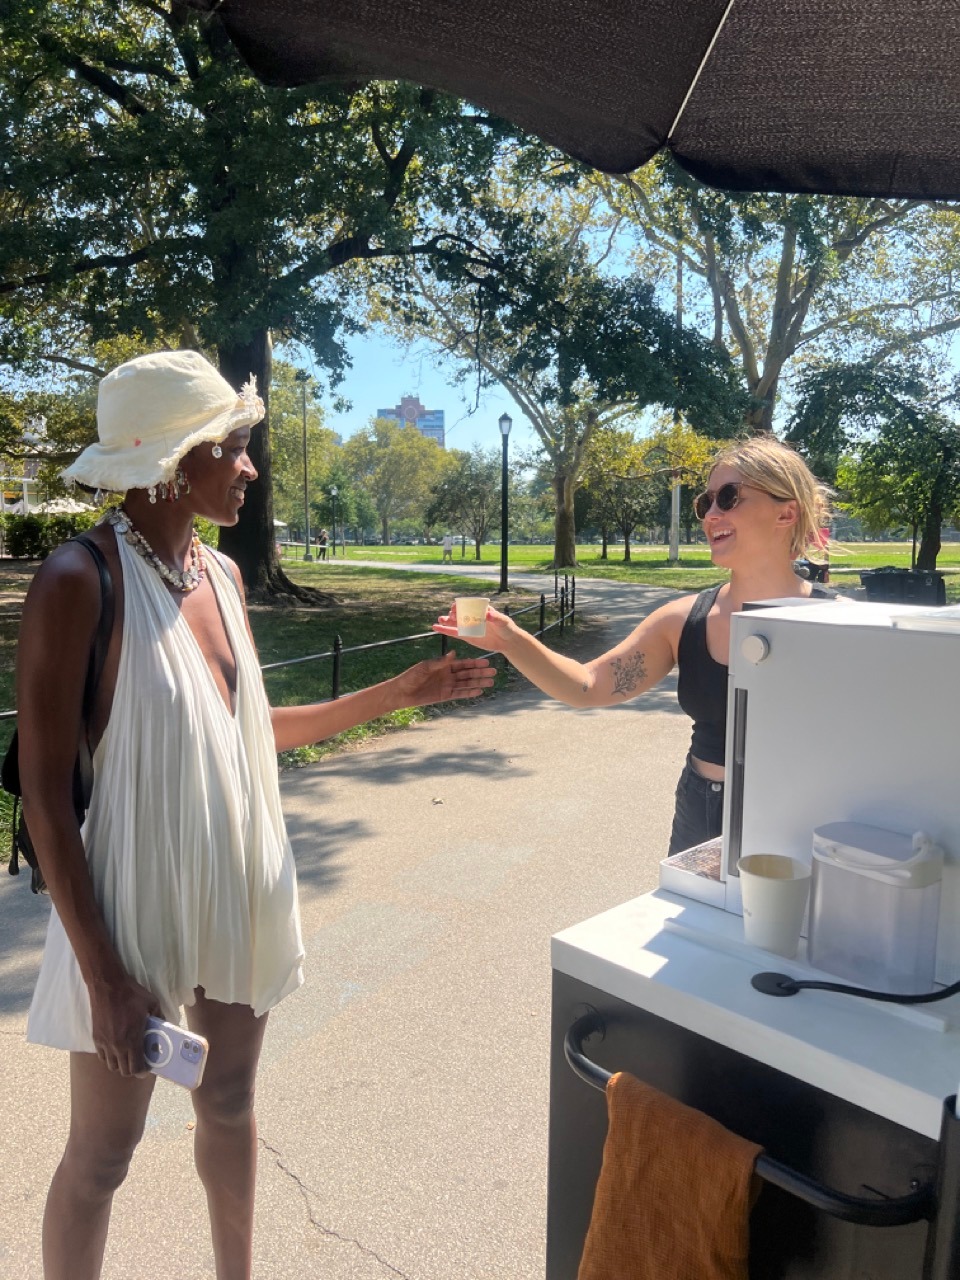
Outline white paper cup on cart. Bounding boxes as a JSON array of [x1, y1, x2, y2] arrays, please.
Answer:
[[737, 854, 811, 959], [455, 597, 490, 637]]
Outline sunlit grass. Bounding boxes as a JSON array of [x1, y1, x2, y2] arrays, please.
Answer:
[[283, 540, 960, 597], [282, 539, 960, 572]]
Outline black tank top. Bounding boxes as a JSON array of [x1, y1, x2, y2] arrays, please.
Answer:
[[676, 584, 836, 766]]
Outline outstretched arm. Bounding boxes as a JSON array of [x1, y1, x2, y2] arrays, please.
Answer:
[[433, 600, 683, 709], [269, 652, 495, 752], [218, 554, 495, 752]]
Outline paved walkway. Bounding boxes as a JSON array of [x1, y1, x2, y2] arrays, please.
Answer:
[[0, 570, 720, 1277]]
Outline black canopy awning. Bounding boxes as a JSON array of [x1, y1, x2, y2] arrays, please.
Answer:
[[210, 0, 960, 199]]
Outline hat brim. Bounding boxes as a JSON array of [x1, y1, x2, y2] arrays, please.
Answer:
[[61, 399, 263, 493]]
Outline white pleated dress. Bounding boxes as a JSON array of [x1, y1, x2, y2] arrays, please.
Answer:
[[27, 528, 305, 1052]]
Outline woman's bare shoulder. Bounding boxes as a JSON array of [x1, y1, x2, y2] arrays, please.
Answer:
[[22, 535, 106, 628]]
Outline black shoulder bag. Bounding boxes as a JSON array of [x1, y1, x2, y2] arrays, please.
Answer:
[[2, 535, 115, 893]]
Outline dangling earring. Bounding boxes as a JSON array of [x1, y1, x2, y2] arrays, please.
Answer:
[[158, 481, 171, 502], [147, 485, 158, 504], [211, 443, 223, 459], [176, 466, 191, 496]]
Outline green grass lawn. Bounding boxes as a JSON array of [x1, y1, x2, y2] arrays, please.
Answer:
[[286, 541, 960, 598]]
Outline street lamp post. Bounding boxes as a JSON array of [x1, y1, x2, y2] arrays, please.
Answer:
[[330, 485, 338, 558], [295, 371, 312, 561], [497, 412, 512, 593], [669, 470, 681, 564]]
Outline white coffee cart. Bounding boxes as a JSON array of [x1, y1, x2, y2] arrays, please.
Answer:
[[547, 601, 960, 1279]]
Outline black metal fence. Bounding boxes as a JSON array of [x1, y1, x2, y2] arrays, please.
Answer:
[[261, 575, 577, 700]]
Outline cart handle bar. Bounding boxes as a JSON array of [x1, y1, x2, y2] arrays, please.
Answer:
[[564, 1011, 935, 1228]]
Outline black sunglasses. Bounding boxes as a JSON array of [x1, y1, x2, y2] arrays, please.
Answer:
[[693, 481, 773, 521]]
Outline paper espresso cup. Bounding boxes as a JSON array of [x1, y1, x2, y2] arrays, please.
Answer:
[[737, 854, 811, 959], [455, 597, 490, 637]]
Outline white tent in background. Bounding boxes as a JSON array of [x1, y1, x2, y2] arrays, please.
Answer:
[[32, 497, 94, 515]]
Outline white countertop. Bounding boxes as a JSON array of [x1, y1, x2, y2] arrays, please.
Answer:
[[552, 890, 960, 1139]]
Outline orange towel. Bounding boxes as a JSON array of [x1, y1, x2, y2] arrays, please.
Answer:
[[577, 1071, 762, 1280]]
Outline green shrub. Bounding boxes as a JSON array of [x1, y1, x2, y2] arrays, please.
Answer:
[[195, 516, 221, 547], [2, 512, 98, 559], [3, 514, 47, 558]]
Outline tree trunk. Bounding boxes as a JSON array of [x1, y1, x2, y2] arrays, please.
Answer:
[[216, 330, 334, 604], [622, 530, 631, 562], [740, 354, 785, 435], [917, 503, 943, 571], [743, 390, 777, 434], [381, 515, 390, 544], [474, 539, 482, 560], [601, 526, 608, 560], [552, 470, 578, 567]]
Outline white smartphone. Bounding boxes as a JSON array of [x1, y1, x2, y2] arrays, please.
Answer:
[[143, 1016, 209, 1090]]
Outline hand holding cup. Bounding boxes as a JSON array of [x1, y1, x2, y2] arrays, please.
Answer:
[[433, 598, 513, 651]]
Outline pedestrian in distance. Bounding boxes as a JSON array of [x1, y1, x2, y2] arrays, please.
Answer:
[[434, 435, 836, 856], [442, 532, 454, 563], [317, 527, 328, 560], [16, 349, 494, 1280]]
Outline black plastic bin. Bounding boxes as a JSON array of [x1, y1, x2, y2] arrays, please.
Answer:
[[860, 567, 946, 605]]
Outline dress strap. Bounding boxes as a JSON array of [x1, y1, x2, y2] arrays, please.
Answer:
[[205, 546, 243, 602]]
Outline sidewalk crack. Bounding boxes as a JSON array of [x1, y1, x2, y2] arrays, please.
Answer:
[[259, 1137, 412, 1279]]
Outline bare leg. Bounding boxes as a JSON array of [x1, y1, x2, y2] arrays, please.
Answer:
[[186, 990, 269, 1280], [42, 1053, 156, 1280]]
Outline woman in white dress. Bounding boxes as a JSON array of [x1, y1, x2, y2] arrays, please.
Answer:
[[16, 350, 493, 1280]]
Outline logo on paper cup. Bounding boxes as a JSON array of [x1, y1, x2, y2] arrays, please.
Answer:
[[455, 597, 489, 636]]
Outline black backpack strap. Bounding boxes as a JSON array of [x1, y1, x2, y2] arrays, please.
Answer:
[[72, 535, 115, 812], [5, 534, 113, 883]]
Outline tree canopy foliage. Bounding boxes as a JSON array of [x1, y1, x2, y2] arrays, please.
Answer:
[[341, 417, 451, 545], [373, 188, 745, 565], [794, 361, 960, 569], [424, 445, 504, 558], [594, 160, 960, 433], [0, 0, 513, 592]]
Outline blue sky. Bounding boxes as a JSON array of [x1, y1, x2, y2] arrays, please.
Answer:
[[299, 330, 540, 458]]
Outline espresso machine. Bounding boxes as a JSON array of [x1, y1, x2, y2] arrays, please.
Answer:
[[548, 600, 960, 1279]]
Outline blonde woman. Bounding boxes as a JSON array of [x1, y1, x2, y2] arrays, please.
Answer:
[[17, 350, 493, 1280], [434, 435, 836, 854]]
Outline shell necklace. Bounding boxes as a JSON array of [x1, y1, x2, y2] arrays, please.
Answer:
[[107, 506, 206, 593]]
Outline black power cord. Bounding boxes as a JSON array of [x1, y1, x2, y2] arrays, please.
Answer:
[[752, 970, 960, 1005]]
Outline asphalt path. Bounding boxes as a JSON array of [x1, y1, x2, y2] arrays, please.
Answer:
[[0, 566, 692, 1279]]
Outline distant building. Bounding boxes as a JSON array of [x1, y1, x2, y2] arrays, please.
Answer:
[[378, 394, 445, 447]]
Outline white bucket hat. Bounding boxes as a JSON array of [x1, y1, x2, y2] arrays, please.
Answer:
[[61, 349, 265, 492]]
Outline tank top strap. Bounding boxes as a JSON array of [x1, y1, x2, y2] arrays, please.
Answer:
[[679, 584, 723, 660]]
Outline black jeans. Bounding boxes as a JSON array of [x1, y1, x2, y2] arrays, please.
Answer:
[[667, 756, 724, 855]]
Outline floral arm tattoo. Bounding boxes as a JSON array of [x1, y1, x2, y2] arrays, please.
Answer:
[[609, 652, 647, 697]]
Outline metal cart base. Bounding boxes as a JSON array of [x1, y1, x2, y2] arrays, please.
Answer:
[[547, 972, 960, 1280]]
